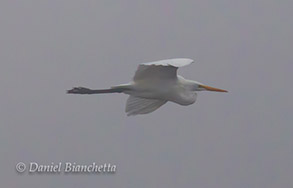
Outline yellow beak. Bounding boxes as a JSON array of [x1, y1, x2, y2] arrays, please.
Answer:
[[199, 84, 228, 92]]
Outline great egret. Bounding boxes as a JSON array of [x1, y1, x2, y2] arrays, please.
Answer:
[[67, 58, 227, 116]]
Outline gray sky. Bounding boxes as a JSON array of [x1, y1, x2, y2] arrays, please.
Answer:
[[1, 0, 292, 187]]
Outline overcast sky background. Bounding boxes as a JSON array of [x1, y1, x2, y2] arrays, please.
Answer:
[[1, 0, 292, 187]]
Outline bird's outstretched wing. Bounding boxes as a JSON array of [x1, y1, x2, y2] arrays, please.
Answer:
[[125, 96, 167, 116], [133, 58, 194, 81]]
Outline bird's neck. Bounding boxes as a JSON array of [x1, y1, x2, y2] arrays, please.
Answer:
[[178, 76, 201, 91]]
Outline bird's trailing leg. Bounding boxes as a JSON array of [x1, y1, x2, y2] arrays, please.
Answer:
[[67, 87, 96, 94], [67, 87, 125, 94]]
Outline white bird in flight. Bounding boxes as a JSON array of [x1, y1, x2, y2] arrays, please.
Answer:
[[67, 58, 227, 116]]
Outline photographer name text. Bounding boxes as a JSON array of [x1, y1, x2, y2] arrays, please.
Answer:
[[16, 162, 116, 174]]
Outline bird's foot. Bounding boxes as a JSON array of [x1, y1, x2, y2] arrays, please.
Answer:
[[67, 87, 93, 94]]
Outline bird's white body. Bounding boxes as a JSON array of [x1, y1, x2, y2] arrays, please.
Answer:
[[119, 75, 197, 106], [68, 58, 227, 116]]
